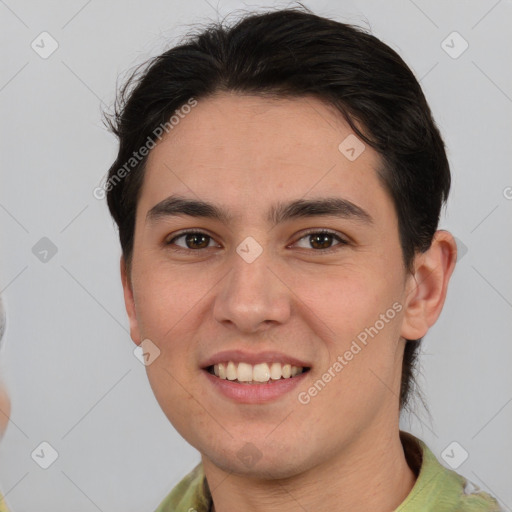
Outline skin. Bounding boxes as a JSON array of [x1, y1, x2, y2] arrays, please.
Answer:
[[121, 93, 457, 512]]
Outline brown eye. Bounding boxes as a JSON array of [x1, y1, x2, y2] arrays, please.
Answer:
[[166, 231, 217, 250], [294, 230, 347, 252], [184, 233, 210, 249], [309, 232, 335, 249]]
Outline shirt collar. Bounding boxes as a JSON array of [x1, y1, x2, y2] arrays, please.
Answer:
[[166, 430, 497, 512]]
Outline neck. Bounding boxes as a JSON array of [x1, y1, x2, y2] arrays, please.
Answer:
[[203, 427, 417, 512]]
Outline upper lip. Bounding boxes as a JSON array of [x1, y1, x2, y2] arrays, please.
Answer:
[[200, 350, 312, 369]]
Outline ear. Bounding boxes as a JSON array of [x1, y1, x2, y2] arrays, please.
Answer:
[[121, 256, 141, 345], [400, 230, 457, 340]]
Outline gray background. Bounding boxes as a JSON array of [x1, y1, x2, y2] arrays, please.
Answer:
[[0, 0, 511, 510]]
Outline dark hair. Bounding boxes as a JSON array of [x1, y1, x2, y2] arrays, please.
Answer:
[[104, 5, 450, 413]]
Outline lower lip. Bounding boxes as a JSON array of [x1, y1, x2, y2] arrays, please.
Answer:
[[202, 369, 309, 404]]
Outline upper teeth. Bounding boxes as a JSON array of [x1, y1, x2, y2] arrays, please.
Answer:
[[213, 362, 305, 382]]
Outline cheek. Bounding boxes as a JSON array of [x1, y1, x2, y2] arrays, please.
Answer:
[[290, 261, 401, 339], [131, 259, 210, 375], [290, 259, 405, 395], [145, 362, 203, 443], [134, 268, 203, 431], [132, 259, 201, 338]]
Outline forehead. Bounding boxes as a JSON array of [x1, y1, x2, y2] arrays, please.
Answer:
[[139, 93, 388, 221]]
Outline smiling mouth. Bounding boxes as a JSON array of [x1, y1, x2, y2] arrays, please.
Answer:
[[206, 361, 311, 384]]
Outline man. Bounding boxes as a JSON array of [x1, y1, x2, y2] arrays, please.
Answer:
[[104, 6, 501, 511]]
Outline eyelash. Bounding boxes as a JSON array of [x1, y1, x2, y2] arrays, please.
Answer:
[[165, 228, 349, 254]]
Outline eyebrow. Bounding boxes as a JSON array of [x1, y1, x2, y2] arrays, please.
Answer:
[[146, 195, 373, 226]]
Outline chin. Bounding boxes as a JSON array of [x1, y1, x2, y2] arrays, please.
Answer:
[[201, 439, 315, 480]]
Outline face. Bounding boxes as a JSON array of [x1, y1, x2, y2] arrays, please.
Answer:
[[123, 93, 420, 478]]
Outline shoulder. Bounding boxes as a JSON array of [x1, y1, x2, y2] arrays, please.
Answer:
[[455, 477, 503, 512], [397, 431, 502, 512], [154, 462, 211, 512]]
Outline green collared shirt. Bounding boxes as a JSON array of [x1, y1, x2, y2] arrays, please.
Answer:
[[154, 431, 502, 512]]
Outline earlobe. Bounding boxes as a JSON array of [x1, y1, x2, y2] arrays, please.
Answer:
[[120, 256, 141, 345], [400, 230, 457, 340]]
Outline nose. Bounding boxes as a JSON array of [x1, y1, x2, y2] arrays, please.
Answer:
[[213, 246, 291, 334]]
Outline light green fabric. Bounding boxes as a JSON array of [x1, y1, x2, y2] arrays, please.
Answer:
[[155, 463, 211, 512], [154, 431, 502, 512]]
